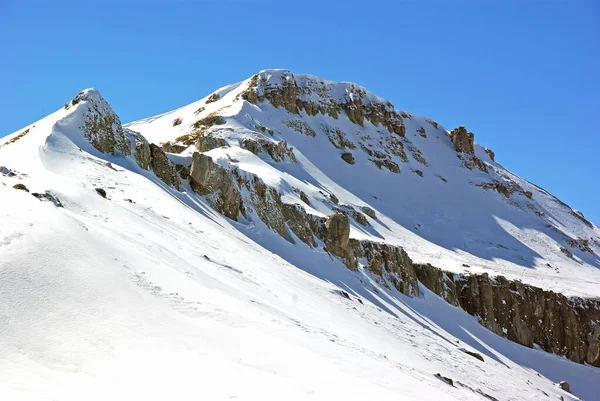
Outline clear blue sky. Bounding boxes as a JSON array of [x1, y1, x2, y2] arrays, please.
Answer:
[[1, 0, 598, 223]]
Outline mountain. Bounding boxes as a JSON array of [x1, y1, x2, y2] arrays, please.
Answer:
[[1, 70, 598, 401]]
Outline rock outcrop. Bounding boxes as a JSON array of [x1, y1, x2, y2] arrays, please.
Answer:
[[241, 70, 406, 136], [450, 126, 475, 154], [149, 144, 181, 190], [351, 240, 419, 296], [76, 90, 131, 156], [189, 152, 242, 220], [413, 263, 600, 367], [323, 213, 357, 270]]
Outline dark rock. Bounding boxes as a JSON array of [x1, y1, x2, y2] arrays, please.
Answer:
[[95, 188, 107, 198], [190, 152, 214, 187], [485, 148, 495, 161], [341, 152, 355, 164], [525, 191, 533, 199], [435, 373, 454, 386], [464, 350, 484, 362], [12, 183, 29, 192], [557, 381, 570, 393]]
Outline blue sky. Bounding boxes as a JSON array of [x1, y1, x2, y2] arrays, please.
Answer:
[[1, 0, 598, 223]]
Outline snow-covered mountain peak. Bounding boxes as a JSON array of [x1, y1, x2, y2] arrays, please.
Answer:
[[2, 73, 599, 400]]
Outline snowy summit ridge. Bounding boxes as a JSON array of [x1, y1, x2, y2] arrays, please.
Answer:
[[1, 69, 599, 401]]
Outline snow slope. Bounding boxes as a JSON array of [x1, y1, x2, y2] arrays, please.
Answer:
[[127, 69, 600, 298], [0, 78, 598, 400]]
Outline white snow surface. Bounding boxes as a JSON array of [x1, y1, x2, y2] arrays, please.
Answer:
[[0, 74, 598, 400]]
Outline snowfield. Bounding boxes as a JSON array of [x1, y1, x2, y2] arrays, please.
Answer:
[[1, 72, 599, 400]]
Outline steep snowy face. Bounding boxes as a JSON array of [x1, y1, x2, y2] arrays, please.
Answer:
[[126, 69, 600, 299]]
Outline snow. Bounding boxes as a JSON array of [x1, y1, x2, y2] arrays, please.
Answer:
[[1, 75, 599, 400]]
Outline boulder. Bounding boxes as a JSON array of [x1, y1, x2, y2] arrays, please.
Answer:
[[341, 152, 355, 164], [95, 188, 107, 198], [558, 381, 570, 393], [190, 152, 214, 187], [324, 213, 356, 270], [12, 183, 29, 192]]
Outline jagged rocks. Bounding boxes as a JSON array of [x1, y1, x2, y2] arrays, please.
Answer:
[[524, 191, 533, 199], [460, 155, 488, 173], [341, 152, 355, 164], [161, 142, 187, 154], [476, 180, 524, 198], [149, 144, 180, 190], [189, 153, 242, 220], [79, 90, 131, 156], [485, 148, 495, 161], [125, 130, 152, 171], [413, 263, 600, 367], [351, 241, 419, 296], [241, 137, 297, 163], [195, 133, 228, 152], [281, 204, 321, 247], [242, 71, 406, 136], [323, 213, 356, 270], [450, 126, 475, 154], [299, 191, 310, 206]]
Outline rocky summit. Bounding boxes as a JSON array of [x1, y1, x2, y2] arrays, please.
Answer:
[[1, 70, 598, 401]]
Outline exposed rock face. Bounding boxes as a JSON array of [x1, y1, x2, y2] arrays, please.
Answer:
[[459, 154, 488, 173], [450, 126, 475, 154], [323, 213, 356, 270], [190, 152, 214, 187], [485, 148, 495, 161], [241, 70, 406, 136], [149, 144, 180, 190], [351, 240, 419, 296], [161, 142, 187, 154], [77, 90, 131, 156], [126, 130, 152, 170], [281, 204, 320, 247], [240, 137, 297, 162], [476, 180, 525, 198], [195, 133, 228, 152], [413, 263, 600, 367], [189, 153, 242, 220]]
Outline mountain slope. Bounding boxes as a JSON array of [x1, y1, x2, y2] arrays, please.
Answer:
[[126, 69, 600, 297], [0, 76, 598, 401]]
